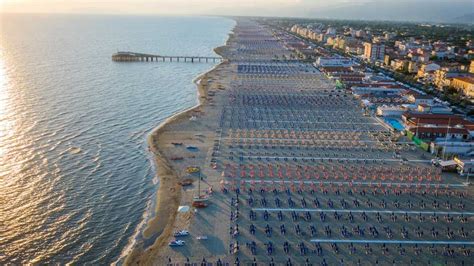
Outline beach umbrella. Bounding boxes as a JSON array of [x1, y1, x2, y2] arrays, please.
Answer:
[[249, 164, 255, 179], [240, 165, 247, 178]]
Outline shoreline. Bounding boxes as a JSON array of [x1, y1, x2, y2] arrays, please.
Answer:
[[123, 35, 232, 265]]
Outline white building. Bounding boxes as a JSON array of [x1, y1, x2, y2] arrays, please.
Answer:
[[417, 104, 453, 114], [431, 141, 474, 157], [376, 105, 406, 117], [351, 86, 406, 96], [314, 57, 355, 67], [406, 94, 434, 106]]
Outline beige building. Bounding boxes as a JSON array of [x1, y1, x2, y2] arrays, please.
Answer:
[[451, 76, 474, 98], [417, 63, 440, 79], [391, 59, 409, 71], [434, 66, 466, 89], [364, 42, 385, 62], [408, 61, 418, 74]]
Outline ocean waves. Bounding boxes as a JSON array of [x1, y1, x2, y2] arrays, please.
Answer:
[[0, 14, 234, 264]]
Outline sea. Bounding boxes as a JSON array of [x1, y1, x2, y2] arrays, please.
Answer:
[[0, 14, 234, 264]]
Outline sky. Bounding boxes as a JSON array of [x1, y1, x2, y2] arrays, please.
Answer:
[[1, 0, 473, 22]]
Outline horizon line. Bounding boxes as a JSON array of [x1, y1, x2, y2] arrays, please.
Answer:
[[0, 11, 473, 26]]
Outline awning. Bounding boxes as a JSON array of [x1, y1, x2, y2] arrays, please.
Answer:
[[178, 206, 190, 212], [439, 160, 457, 167]]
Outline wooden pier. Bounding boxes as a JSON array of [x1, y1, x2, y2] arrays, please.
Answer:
[[112, 51, 223, 63]]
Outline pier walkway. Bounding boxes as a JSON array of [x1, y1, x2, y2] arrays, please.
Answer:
[[112, 51, 223, 63]]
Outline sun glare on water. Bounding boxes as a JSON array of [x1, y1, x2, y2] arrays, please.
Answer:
[[0, 44, 14, 162], [0, 47, 10, 159]]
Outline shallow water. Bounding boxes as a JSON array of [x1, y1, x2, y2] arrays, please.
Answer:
[[0, 14, 233, 264]]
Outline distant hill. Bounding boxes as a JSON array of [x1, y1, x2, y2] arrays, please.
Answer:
[[450, 13, 474, 24], [303, 0, 474, 24]]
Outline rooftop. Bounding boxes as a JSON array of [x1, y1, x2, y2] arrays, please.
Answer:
[[453, 76, 474, 84]]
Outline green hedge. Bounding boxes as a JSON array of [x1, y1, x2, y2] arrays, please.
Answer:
[[405, 130, 429, 151]]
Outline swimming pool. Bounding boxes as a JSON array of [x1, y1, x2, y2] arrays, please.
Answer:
[[385, 118, 405, 131]]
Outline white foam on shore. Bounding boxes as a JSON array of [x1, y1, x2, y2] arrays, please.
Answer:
[[112, 192, 154, 266], [113, 21, 235, 265]]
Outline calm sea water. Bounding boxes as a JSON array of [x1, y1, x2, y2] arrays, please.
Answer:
[[0, 14, 234, 264]]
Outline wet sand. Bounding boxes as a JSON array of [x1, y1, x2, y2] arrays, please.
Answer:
[[124, 44, 232, 265]]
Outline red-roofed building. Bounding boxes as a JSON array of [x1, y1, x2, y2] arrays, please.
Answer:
[[402, 112, 474, 140], [408, 127, 470, 140], [319, 66, 353, 74], [329, 73, 365, 85]]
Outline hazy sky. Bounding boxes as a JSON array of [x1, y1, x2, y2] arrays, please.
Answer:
[[1, 0, 473, 22]]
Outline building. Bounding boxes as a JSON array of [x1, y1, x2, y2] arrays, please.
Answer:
[[326, 27, 336, 35], [328, 73, 365, 85], [406, 93, 434, 105], [363, 42, 385, 62], [355, 30, 366, 38], [408, 61, 418, 74], [402, 113, 474, 128], [352, 85, 406, 96], [345, 44, 364, 55], [417, 63, 440, 79], [402, 112, 474, 140], [417, 104, 453, 114], [430, 141, 474, 157], [391, 59, 409, 72], [434, 67, 469, 89], [326, 36, 336, 46], [408, 126, 470, 140], [314, 57, 355, 67], [376, 105, 406, 117], [384, 32, 396, 40], [451, 76, 474, 98], [454, 158, 474, 175]]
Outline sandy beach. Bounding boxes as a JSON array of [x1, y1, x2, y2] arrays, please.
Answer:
[[124, 40, 234, 264], [124, 18, 473, 265]]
